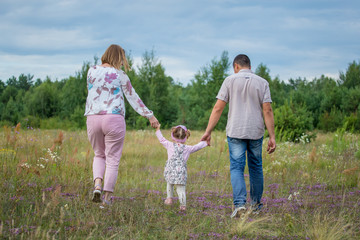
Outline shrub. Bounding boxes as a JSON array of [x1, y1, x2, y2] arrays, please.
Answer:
[[135, 116, 148, 129], [0, 120, 13, 127], [342, 113, 357, 132], [40, 117, 72, 130], [318, 107, 344, 132], [274, 101, 315, 143], [20, 115, 41, 128], [69, 106, 86, 130]]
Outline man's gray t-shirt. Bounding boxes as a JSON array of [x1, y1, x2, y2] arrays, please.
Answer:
[[216, 69, 272, 140]]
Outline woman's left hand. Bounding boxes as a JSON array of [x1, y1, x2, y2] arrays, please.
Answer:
[[149, 116, 160, 128]]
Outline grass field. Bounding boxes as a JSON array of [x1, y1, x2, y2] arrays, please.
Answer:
[[1, 125, 360, 239]]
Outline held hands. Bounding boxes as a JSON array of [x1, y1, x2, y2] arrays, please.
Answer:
[[201, 131, 211, 146], [267, 137, 276, 154], [149, 116, 160, 129]]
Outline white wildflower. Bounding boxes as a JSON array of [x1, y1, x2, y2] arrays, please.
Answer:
[[37, 164, 45, 169], [47, 148, 60, 162], [20, 163, 31, 168], [288, 194, 292, 201]]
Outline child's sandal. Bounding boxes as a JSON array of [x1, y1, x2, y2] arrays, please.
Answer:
[[92, 184, 102, 203], [164, 198, 173, 205]]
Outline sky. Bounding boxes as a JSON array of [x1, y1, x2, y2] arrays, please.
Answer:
[[0, 0, 359, 85]]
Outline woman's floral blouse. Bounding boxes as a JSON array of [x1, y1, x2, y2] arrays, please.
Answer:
[[84, 66, 153, 118]]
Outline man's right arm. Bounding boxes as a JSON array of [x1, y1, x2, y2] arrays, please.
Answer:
[[263, 102, 276, 154], [201, 99, 227, 145]]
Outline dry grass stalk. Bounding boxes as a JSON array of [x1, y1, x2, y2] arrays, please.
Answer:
[[309, 146, 317, 163], [54, 131, 64, 145], [342, 167, 358, 175], [304, 212, 353, 240], [231, 211, 272, 237]]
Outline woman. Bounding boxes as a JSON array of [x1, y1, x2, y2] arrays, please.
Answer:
[[85, 44, 159, 205]]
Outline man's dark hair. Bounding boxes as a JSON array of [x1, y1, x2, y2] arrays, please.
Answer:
[[233, 54, 251, 68]]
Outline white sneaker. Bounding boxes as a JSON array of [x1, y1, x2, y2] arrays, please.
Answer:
[[230, 206, 246, 218]]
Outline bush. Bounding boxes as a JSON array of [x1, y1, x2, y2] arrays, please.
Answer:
[[0, 120, 13, 127], [40, 117, 73, 130], [135, 116, 148, 129], [274, 102, 315, 143], [69, 106, 86, 130], [342, 114, 357, 132], [318, 107, 344, 132], [20, 115, 41, 128]]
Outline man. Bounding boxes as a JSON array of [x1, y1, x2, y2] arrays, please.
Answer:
[[201, 54, 276, 218]]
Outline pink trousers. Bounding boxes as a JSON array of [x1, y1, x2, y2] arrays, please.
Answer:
[[86, 114, 126, 192]]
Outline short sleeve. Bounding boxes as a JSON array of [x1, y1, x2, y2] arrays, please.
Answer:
[[216, 79, 229, 103], [263, 83, 272, 103]]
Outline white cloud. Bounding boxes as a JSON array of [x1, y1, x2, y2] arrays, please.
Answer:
[[0, 53, 90, 81], [131, 55, 195, 85], [0, 0, 359, 85], [0, 21, 107, 54]]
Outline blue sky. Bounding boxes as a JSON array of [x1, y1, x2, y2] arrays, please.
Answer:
[[0, 0, 359, 85]]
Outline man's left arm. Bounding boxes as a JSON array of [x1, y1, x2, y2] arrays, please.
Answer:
[[263, 102, 276, 154]]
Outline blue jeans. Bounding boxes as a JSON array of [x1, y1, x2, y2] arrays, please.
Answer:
[[227, 136, 264, 209]]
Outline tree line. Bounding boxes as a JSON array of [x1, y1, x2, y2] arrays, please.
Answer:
[[0, 51, 359, 142]]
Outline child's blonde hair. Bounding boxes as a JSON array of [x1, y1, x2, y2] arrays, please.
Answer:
[[171, 126, 191, 140]]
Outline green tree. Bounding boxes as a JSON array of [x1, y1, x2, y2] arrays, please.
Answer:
[[0, 80, 5, 95], [6, 76, 18, 87], [124, 54, 141, 128], [2, 97, 21, 124], [34, 78, 42, 87], [184, 51, 230, 129], [341, 86, 360, 113], [0, 85, 18, 104], [318, 107, 344, 132], [60, 62, 89, 118], [339, 60, 360, 89], [255, 63, 271, 82], [18, 74, 34, 91], [26, 78, 60, 118], [136, 50, 175, 127]]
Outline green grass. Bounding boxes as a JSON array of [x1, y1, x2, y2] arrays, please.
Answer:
[[0, 126, 359, 239]]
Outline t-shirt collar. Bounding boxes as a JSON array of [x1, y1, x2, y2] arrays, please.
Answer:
[[239, 69, 252, 73]]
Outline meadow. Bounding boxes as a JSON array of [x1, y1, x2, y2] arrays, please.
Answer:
[[0, 125, 359, 239]]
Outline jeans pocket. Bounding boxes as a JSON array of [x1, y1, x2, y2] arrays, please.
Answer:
[[227, 137, 238, 144]]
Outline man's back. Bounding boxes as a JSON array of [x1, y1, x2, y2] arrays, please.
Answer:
[[216, 69, 272, 139]]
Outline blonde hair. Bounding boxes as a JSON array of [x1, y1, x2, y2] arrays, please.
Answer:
[[171, 127, 191, 140], [101, 44, 130, 71]]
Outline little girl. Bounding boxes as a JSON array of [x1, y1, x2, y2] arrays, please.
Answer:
[[155, 124, 207, 211]]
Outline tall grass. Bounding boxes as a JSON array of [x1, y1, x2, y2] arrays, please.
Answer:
[[0, 126, 359, 239]]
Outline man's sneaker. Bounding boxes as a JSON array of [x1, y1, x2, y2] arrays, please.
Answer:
[[230, 206, 246, 218], [249, 205, 262, 215]]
